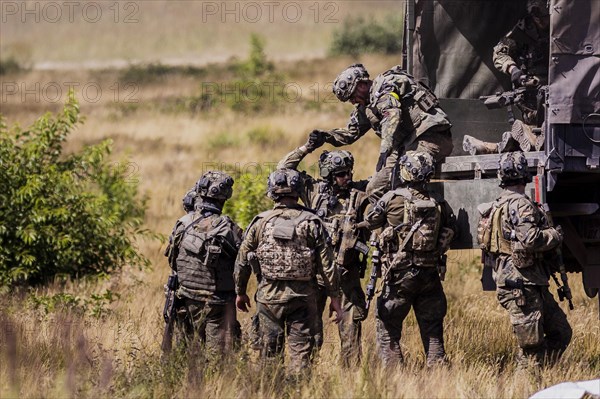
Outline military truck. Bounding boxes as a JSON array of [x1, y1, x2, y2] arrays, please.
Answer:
[[404, 0, 600, 308]]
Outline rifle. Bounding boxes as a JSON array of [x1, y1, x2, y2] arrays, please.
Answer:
[[335, 191, 370, 277], [479, 87, 527, 110], [161, 273, 179, 354], [365, 232, 381, 311]]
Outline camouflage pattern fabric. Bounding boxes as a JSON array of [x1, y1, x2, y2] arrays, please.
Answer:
[[174, 296, 240, 356], [365, 130, 453, 204], [493, 15, 549, 125], [278, 146, 369, 366], [375, 267, 447, 366], [256, 298, 317, 376], [489, 189, 571, 365], [255, 213, 315, 281], [235, 203, 339, 374], [365, 186, 456, 366], [497, 285, 572, 366]]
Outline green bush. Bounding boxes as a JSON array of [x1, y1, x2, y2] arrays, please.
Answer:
[[223, 168, 272, 229], [329, 15, 403, 57], [0, 92, 152, 286], [0, 56, 24, 75]]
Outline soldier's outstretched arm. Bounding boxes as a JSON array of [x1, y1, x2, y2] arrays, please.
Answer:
[[493, 36, 518, 75], [325, 108, 371, 147], [277, 145, 309, 170]]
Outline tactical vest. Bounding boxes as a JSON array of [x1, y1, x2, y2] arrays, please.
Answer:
[[255, 211, 318, 281], [369, 66, 444, 137], [391, 188, 442, 267], [175, 214, 231, 293]]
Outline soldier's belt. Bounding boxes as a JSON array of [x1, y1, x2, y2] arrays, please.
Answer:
[[392, 250, 439, 268]]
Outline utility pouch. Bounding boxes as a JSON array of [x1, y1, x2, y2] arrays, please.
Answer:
[[272, 220, 296, 240], [512, 288, 526, 307], [414, 84, 438, 112], [204, 244, 222, 268]]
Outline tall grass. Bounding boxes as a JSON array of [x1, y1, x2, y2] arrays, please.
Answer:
[[1, 56, 598, 398]]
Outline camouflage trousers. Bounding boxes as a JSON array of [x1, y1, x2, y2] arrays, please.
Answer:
[[366, 129, 453, 204], [497, 285, 572, 366], [257, 297, 317, 376], [376, 267, 447, 366], [313, 275, 367, 367], [175, 296, 240, 357]]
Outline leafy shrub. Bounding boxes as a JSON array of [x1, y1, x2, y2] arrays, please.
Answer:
[[329, 15, 403, 57], [119, 62, 206, 84], [223, 168, 272, 228], [0, 56, 24, 75], [0, 92, 152, 286]]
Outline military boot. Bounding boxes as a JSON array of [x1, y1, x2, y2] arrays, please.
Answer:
[[497, 130, 520, 153], [511, 120, 544, 151], [426, 337, 448, 367], [462, 135, 499, 155]]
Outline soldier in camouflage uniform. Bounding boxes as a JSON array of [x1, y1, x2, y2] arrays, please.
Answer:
[[310, 64, 453, 204], [277, 137, 370, 367], [463, 0, 550, 155], [362, 151, 456, 366], [478, 151, 572, 366], [166, 171, 243, 356], [235, 168, 343, 376]]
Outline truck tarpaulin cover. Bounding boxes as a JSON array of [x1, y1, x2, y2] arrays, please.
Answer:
[[411, 0, 600, 123]]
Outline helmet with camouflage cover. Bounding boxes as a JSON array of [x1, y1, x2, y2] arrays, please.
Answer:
[[497, 151, 532, 187], [398, 151, 435, 184], [332, 63, 370, 102], [182, 189, 197, 212], [195, 171, 234, 201], [318, 150, 354, 179], [266, 168, 303, 200]]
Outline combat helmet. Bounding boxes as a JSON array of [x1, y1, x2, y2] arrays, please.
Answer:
[[398, 151, 435, 184], [319, 150, 354, 179], [182, 189, 197, 213], [497, 151, 532, 187], [195, 171, 234, 201], [266, 168, 303, 200], [333, 64, 370, 102]]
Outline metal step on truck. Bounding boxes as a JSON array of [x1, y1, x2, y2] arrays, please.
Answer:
[[404, 0, 600, 309]]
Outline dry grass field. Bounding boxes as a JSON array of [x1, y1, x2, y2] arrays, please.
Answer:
[[1, 2, 599, 397]]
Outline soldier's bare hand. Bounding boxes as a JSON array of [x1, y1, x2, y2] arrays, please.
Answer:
[[328, 296, 344, 324], [236, 294, 251, 312]]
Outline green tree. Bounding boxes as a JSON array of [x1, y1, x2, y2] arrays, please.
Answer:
[[0, 92, 152, 285]]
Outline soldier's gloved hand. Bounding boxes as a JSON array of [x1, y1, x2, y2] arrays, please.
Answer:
[[511, 69, 525, 87], [305, 129, 327, 152], [329, 296, 344, 324], [554, 225, 564, 242], [236, 294, 251, 312], [375, 151, 388, 172]]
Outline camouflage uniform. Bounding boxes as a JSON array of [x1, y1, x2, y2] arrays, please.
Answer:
[[364, 152, 456, 366], [327, 64, 453, 203], [166, 172, 243, 356], [480, 152, 572, 366], [278, 147, 370, 367], [494, 11, 549, 127], [235, 170, 340, 375]]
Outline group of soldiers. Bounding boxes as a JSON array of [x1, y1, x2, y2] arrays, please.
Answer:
[[162, 0, 572, 377]]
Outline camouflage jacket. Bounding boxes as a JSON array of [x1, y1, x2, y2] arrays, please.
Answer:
[[167, 210, 243, 302], [493, 15, 549, 84], [278, 146, 371, 286], [325, 66, 451, 155], [365, 186, 456, 277], [491, 189, 562, 287], [234, 203, 340, 304]]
